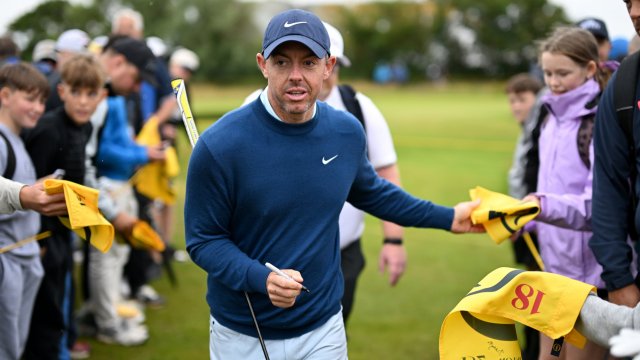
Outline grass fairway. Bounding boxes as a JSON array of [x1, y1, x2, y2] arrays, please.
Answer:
[[85, 82, 522, 359]]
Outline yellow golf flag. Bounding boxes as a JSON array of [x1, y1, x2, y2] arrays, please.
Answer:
[[43, 179, 113, 253], [131, 116, 180, 205], [129, 220, 165, 251], [439, 267, 595, 360], [470, 186, 540, 243]]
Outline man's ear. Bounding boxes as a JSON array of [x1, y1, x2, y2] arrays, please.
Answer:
[[256, 53, 269, 79], [323, 56, 337, 80]]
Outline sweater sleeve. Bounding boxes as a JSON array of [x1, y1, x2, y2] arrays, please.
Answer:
[[0, 176, 24, 214], [347, 138, 454, 230], [97, 97, 149, 174], [184, 140, 271, 294], [590, 72, 637, 291], [535, 142, 594, 231]]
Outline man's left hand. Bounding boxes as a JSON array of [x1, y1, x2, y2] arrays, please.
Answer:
[[378, 244, 407, 286]]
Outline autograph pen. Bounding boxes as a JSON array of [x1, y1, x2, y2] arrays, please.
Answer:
[[265, 262, 311, 293]]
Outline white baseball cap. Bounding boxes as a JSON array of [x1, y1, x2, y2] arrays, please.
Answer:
[[323, 21, 351, 67], [170, 48, 200, 72], [55, 29, 90, 53], [33, 39, 57, 62], [146, 36, 167, 58]]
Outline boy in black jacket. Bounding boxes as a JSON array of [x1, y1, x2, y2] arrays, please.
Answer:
[[23, 54, 106, 360]]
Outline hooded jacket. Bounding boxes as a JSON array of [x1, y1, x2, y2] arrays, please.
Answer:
[[534, 78, 604, 288]]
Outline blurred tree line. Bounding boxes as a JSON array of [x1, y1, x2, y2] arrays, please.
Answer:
[[8, 0, 568, 83]]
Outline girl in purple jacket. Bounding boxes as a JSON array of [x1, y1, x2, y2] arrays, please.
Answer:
[[522, 27, 613, 359]]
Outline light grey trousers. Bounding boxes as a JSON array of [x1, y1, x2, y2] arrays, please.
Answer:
[[0, 254, 43, 360]]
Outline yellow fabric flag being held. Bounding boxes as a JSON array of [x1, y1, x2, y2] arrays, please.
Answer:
[[131, 115, 180, 205], [43, 179, 113, 253], [439, 268, 595, 360], [469, 186, 539, 244]]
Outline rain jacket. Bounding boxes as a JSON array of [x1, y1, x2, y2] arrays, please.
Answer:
[[534, 78, 604, 288]]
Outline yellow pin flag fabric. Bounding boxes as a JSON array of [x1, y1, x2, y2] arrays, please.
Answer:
[[43, 179, 113, 253], [129, 220, 165, 251], [470, 186, 540, 243], [439, 267, 595, 360], [131, 115, 180, 205]]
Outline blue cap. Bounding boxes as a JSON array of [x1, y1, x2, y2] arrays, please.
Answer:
[[262, 9, 330, 59]]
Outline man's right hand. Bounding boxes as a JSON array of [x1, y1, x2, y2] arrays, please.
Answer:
[[266, 270, 304, 308], [608, 284, 640, 307]]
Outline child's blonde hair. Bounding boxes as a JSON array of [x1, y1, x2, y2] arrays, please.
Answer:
[[60, 54, 105, 91], [0, 62, 49, 100], [538, 26, 610, 90]]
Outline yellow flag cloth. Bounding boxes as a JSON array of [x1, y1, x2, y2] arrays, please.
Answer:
[[439, 267, 595, 360], [131, 116, 180, 205], [470, 186, 540, 243], [129, 221, 165, 251], [43, 179, 113, 253]]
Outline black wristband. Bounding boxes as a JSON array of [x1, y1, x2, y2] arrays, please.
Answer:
[[383, 238, 403, 245]]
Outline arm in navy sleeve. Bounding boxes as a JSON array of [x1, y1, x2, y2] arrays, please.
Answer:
[[591, 72, 637, 291], [347, 143, 454, 231], [184, 139, 271, 294]]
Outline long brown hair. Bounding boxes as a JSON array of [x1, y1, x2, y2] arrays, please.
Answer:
[[538, 26, 610, 90]]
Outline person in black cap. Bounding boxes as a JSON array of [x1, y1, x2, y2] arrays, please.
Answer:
[[577, 17, 612, 62], [184, 8, 483, 360]]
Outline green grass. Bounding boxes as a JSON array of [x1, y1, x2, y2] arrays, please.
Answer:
[[83, 82, 522, 359]]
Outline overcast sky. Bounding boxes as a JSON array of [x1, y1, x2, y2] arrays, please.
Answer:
[[0, 0, 636, 41]]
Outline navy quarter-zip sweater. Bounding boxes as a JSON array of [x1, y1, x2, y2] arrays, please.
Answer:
[[185, 99, 454, 339], [592, 71, 640, 291]]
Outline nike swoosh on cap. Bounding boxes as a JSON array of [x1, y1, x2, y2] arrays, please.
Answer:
[[284, 21, 307, 28]]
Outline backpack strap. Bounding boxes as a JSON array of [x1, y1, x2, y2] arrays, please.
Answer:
[[0, 131, 16, 180], [576, 96, 599, 170], [523, 104, 548, 194], [338, 84, 365, 131], [577, 115, 595, 169], [614, 51, 640, 240]]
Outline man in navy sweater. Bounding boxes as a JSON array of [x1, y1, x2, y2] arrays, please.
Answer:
[[185, 9, 482, 359], [591, 0, 640, 310]]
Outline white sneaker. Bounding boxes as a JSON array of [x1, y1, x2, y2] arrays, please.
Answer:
[[96, 325, 148, 346]]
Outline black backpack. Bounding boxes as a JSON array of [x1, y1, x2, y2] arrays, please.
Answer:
[[338, 84, 365, 130], [0, 131, 16, 179], [613, 50, 640, 240]]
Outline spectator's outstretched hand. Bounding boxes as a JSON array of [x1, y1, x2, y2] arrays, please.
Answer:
[[20, 182, 67, 216], [450, 199, 484, 234], [609, 328, 640, 360]]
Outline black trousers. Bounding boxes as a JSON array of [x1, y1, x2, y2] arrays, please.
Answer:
[[340, 239, 366, 326]]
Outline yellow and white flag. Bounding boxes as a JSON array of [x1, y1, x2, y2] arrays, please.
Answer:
[[470, 186, 539, 243], [44, 179, 113, 253], [439, 268, 595, 360]]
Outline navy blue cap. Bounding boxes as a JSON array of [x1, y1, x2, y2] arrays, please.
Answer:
[[577, 17, 609, 41], [262, 9, 330, 59]]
